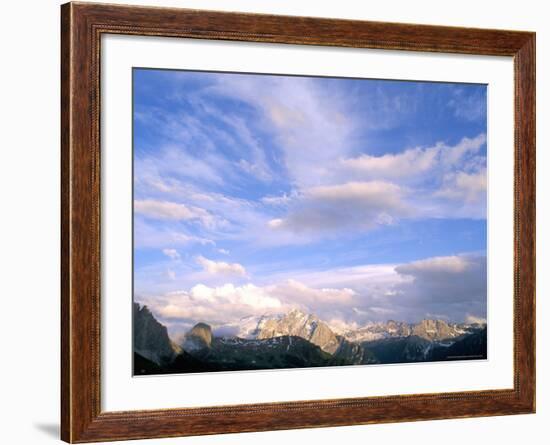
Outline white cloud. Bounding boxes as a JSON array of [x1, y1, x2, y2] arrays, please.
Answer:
[[336, 136, 487, 222], [341, 134, 486, 180], [217, 113, 274, 182], [396, 255, 472, 275], [261, 193, 293, 206], [139, 279, 357, 331], [447, 88, 487, 123], [135, 144, 227, 188], [172, 233, 214, 245], [268, 279, 355, 309], [133, 219, 214, 249], [267, 218, 284, 229], [342, 146, 439, 178], [196, 255, 247, 277], [268, 181, 408, 233], [138, 252, 486, 333], [283, 264, 403, 291], [425, 167, 487, 220], [192, 284, 280, 308], [134, 199, 214, 227], [308, 181, 401, 202], [435, 168, 487, 203], [325, 319, 360, 335], [217, 248, 230, 255], [266, 255, 486, 324], [441, 134, 486, 166], [143, 283, 286, 326], [465, 314, 487, 325], [134, 173, 280, 245], [162, 248, 180, 260], [146, 94, 275, 184]]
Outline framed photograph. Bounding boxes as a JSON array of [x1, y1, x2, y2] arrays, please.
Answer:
[[61, 2, 535, 442]]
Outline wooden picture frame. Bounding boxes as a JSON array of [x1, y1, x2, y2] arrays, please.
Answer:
[[61, 2, 535, 442]]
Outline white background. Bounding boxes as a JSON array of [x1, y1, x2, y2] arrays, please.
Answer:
[[0, 0, 547, 444]]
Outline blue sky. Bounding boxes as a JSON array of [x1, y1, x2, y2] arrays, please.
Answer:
[[133, 68, 487, 335]]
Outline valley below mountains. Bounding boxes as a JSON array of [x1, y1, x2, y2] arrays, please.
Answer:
[[133, 303, 487, 375]]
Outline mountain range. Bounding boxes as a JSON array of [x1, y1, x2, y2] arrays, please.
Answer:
[[133, 303, 487, 375]]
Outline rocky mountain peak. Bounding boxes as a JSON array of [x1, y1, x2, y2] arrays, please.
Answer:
[[411, 319, 462, 341], [255, 309, 340, 354], [341, 318, 469, 343], [182, 322, 213, 351]]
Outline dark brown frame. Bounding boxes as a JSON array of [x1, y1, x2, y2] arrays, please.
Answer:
[[61, 1, 536, 442]]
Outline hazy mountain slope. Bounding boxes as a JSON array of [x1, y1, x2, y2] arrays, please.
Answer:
[[134, 352, 162, 375], [363, 328, 487, 364], [362, 335, 432, 364], [332, 338, 378, 365], [133, 302, 180, 365], [173, 335, 334, 372], [429, 327, 487, 361]]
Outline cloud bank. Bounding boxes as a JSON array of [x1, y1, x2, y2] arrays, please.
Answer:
[[138, 254, 487, 337]]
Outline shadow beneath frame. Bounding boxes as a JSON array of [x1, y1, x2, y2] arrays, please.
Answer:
[[33, 422, 59, 439]]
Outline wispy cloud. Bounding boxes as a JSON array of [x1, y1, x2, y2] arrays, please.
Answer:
[[162, 248, 180, 260], [209, 74, 357, 188], [166, 269, 176, 281], [341, 134, 486, 181], [447, 87, 487, 123], [435, 168, 487, 203], [196, 255, 247, 277], [465, 314, 487, 324], [342, 146, 439, 179], [134, 219, 214, 249], [134, 71, 487, 247], [135, 199, 215, 227]]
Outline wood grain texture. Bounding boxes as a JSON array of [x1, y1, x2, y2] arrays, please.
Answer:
[[60, 2, 536, 442]]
